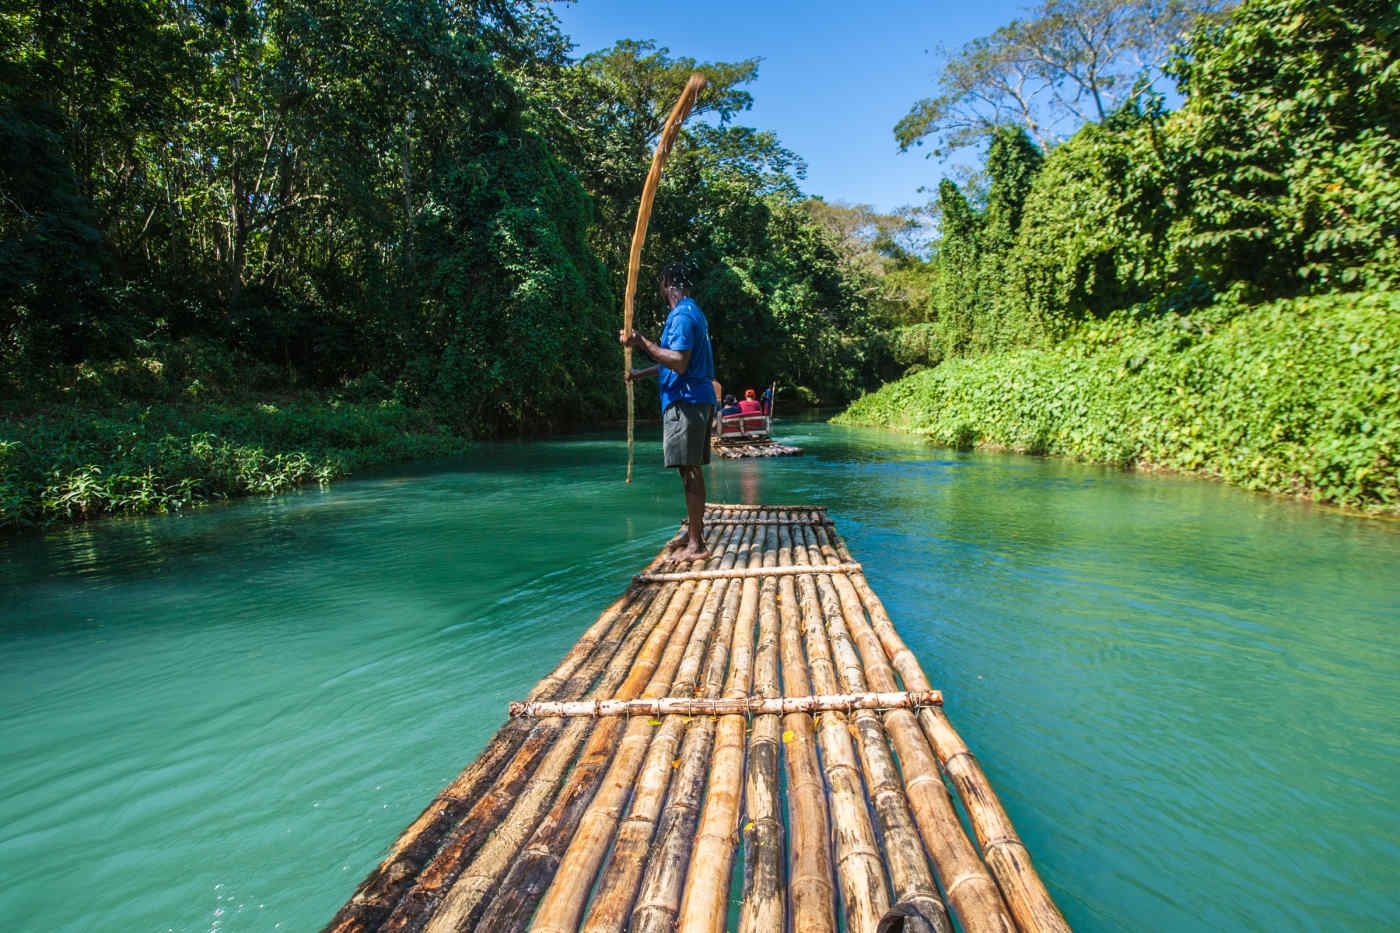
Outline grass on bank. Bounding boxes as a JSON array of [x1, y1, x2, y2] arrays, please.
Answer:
[[0, 398, 469, 530], [836, 291, 1400, 513]]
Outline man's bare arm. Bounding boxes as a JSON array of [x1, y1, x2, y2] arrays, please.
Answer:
[[627, 365, 660, 382], [620, 330, 691, 374]]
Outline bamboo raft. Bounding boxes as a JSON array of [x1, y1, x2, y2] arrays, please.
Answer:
[[711, 437, 803, 459], [324, 505, 1069, 933]]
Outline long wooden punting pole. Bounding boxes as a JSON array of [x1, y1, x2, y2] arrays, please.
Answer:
[[791, 524, 954, 933], [676, 511, 764, 931], [623, 72, 707, 483], [412, 548, 718, 933], [628, 521, 761, 933], [738, 522, 784, 933], [320, 554, 667, 933], [783, 521, 893, 932], [476, 526, 744, 931], [572, 526, 757, 933], [774, 515, 838, 933], [820, 526, 1072, 933], [529, 524, 748, 933], [509, 689, 941, 718]]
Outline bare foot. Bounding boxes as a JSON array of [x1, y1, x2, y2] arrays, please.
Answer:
[[666, 529, 689, 551], [673, 543, 710, 562]]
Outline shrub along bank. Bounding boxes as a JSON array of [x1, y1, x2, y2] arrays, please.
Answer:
[[835, 291, 1400, 513], [0, 399, 468, 529]]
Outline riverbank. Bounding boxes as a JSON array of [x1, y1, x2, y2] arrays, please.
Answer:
[[0, 397, 471, 530], [835, 290, 1400, 515]]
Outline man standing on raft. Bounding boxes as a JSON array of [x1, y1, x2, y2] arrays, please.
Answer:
[[621, 262, 717, 560]]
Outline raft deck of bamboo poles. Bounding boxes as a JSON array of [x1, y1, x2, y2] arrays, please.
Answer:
[[324, 504, 1069, 933], [711, 437, 803, 459]]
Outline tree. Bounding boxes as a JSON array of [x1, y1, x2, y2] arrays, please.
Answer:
[[895, 0, 1227, 157]]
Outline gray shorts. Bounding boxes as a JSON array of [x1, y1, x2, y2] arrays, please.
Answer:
[[662, 402, 714, 467]]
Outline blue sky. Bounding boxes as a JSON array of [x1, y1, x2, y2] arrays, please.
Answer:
[[552, 0, 1036, 215]]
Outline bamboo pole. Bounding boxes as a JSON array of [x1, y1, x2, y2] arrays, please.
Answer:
[[800, 524, 1018, 933], [320, 576, 662, 933], [623, 72, 706, 483], [575, 525, 757, 933], [628, 520, 763, 933], [510, 690, 941, 719], [414, 551, 716, 933], [775, 512, 837, 933], [676, 510, 765, 931], [820, 527, 1072, 933], [791, 525, 954, 933], [474, 526, 744, 932], [528, 525, 743, 933], [738, 521, 784, 933], [376, 557, 688, 933], [784, 520, 893, 933]]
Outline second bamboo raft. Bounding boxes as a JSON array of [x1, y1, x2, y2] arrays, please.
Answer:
[[324, 504, 1069, 933]]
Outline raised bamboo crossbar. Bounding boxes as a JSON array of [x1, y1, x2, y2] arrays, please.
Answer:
[[635, 562, 862, 583], [509, 689, 943, 719], [324, 504, 1069, 933]]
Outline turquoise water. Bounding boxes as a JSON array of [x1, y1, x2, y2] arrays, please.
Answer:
[[2, 421, 1397, 932]]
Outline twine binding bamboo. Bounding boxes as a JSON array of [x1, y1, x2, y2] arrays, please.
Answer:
[[635, 562, 862, 583], [509, 689, 942, 718]]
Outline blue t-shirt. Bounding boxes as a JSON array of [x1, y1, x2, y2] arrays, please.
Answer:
[[657, 297, 717, 412]]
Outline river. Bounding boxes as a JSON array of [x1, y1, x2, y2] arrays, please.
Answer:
[[2, 420, 1397, 932]]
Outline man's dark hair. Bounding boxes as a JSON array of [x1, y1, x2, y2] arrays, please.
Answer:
[[660, 261, 692, 292]]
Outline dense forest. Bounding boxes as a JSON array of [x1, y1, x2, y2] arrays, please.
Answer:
[[3, 0, 1397, 525], [1, 1, 887, 525], [840, 0, 1400, 513]]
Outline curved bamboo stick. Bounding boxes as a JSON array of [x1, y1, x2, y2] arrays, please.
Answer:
[[635, 562, 861, 583], [319, 579, 660, 933], [475, 528, 743, 931], [623, 72, 707, 483], [784, 521, 892, 933], [575, 526, 757, 933], [775, 515, 837, 933], [738, 522, 784, 933], [820, 527, 1072, 933], [791, 526, 954, 933], [628, 520, 763, 933], [677, 511, 765, 931]]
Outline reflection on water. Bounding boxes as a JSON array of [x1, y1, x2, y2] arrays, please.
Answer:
[[1, 422, 1397, 932]]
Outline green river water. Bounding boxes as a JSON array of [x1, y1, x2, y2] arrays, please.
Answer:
[[2, 420, 1397, 932]]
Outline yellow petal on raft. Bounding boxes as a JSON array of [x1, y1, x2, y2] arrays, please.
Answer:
[[647, 719, 662, 725], [782, 729, 794, 743]]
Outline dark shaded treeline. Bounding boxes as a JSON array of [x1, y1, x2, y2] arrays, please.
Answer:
[[1, 0, 886, 439]]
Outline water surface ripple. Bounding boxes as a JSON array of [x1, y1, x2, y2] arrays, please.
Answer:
[[2, 422, 1396, 932]]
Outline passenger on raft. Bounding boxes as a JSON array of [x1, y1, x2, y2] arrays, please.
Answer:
[[720, 394, 741, 416], [621, 261, 718, 561], [737, 389, 763, 415]]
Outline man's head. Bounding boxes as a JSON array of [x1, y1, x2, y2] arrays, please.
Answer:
[[659, 262, 692, 307]]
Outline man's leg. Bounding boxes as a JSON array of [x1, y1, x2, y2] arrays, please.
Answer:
[[676, 465, 708, 560]]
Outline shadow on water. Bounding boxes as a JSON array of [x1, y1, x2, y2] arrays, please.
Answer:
[[1, 420, 1397, 932]]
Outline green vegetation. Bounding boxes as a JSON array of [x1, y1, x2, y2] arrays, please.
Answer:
[[848, 0, 1400, 513], [838, 292, 1400, 512]]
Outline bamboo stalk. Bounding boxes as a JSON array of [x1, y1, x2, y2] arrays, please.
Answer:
[[635, 562, 861, 583], [509, 689, 941, 719], [790, 525, 954, 933], [784, 520, 892, 933], [677, 510, 765, 931], [320, 578, 662, 933], [376, 559, 689, 933], [572, 524, 755, 933], [705, 503, 827, 514], [686, 517, 833, 526], [799, 524, 1019, 933], [820, 527, 1072, 933], [628, 521, 763, 933], [474, 527, 744, 932], [415, 550, 717, 933], [623, 72, 706, 483], [738, 522, 784, 933], [775, 512, 837, 933]]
